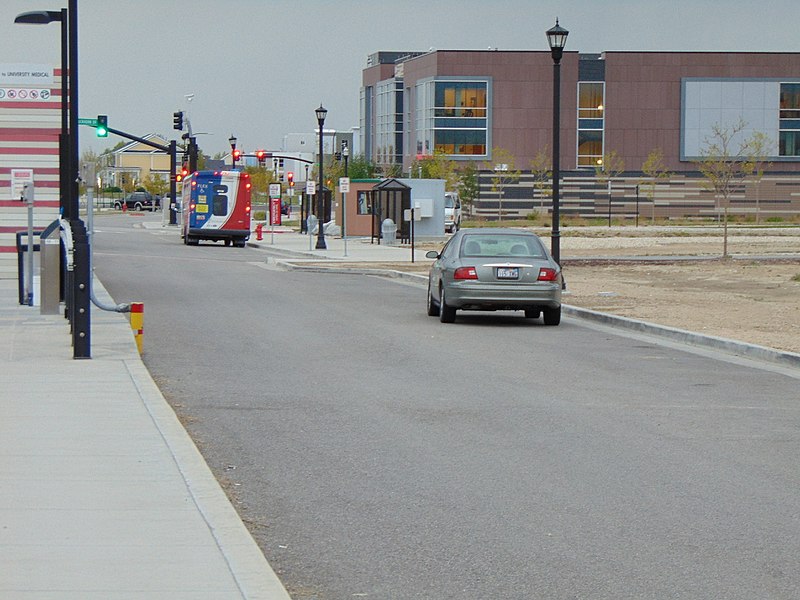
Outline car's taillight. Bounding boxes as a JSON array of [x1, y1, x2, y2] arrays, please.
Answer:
[[245, 205, 251, 212], [454, 266, 478, 280], [538, 268, 558, 281]]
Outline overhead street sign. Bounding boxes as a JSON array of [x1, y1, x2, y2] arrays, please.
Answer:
[[78, 118, 98, 126]]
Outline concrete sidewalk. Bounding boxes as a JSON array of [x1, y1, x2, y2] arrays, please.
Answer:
[[0, 279, 290, 599]]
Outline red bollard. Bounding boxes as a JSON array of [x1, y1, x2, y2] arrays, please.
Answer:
[[256, 223, 263, 241]]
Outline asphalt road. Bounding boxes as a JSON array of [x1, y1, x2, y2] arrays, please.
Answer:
[[93, 213, 800, 600]]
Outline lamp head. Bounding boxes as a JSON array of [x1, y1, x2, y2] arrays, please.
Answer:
[[315, 104, 327, 125], [15, 10, 63, 25], [546, 18, 569, 63]]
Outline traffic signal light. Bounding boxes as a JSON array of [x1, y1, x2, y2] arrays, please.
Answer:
[[96, 115, 108, 137], [256, 150, 267, 164], [176, 164, 189, 182], [232, 149, 242, 162], [287, 172, 294, 187], [173, 111, 184, 131]]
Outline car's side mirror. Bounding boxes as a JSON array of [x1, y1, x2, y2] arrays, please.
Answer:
[[426, 250, 440, 259]]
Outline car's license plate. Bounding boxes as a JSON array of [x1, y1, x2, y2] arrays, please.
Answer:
[[497, 267, 519, 279]]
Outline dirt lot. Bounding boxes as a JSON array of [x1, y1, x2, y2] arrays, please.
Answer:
[[305, 227, 800, 355]]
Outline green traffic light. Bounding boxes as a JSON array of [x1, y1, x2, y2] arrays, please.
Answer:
[[96, 114, 108, 138]]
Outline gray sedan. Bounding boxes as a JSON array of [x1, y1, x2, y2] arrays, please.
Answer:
[[426, 228, 562, 324]]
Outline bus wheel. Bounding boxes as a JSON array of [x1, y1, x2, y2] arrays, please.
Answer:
[[224, 239, 231, 247]]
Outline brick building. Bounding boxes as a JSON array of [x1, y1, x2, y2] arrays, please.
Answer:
[[361, 50, 800, 220]]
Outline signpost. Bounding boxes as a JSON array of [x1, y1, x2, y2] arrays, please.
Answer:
[[339, 177, 350, 257]]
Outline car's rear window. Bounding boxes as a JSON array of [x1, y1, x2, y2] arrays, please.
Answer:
[[461, 235, 545, 258]]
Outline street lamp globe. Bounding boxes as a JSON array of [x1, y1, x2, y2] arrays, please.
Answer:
[[546, 18, 569, 63]]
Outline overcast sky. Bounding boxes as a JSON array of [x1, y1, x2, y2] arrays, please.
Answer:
[[2, 0, 799, 157]]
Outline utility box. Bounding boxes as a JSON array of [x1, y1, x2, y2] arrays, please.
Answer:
[[39, 220, 61, 314]]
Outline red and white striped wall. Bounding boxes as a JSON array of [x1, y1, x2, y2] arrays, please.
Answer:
[[0, 64, 61, 279]]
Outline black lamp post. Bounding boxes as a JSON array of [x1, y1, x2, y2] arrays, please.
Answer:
[[15, 9, 68, 218], [546, 18, 568, 265], [16, 1, 90, 359], [315, 104, 327, 249], [228, 134, 237, 169]]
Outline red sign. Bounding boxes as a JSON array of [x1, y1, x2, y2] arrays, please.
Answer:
[[269, 198, 282, 226]]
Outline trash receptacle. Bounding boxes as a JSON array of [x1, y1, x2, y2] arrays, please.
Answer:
[[307, 214, 318, 235], [381, 218, 397, 246]]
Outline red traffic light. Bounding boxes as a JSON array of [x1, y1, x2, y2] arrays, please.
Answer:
[[232, 149, 242, 160], [176, 164, 189, 182], [256, 150, 266, 161], [287, 171, 294, 186]]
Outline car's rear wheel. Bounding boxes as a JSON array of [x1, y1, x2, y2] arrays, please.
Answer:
[[439, 286, 456, 323], [134, 202, 143, 211], [524, 309, 541, 319], [113, 201, 122, 210], [543, 306, 561, 326], [427, 282, 440, 317]]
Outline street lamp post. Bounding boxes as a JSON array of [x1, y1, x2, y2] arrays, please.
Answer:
[[315, 104, 327, 250], [16, 2, 90, 358], [342, 144, 349, 254], [228, 135, 237, 169], [546, 18, 568, 265]]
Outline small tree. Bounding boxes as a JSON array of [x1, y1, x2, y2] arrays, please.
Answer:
[[742, 131, 772, 224], [530, 147, 552, 214], [696, 119, 751, 257], [485, 147, 521, 222], [143, 173, 168, 198], [640, 148, 672, 223], [244, 165, 278, 206], [412, 151, 459, 189], [457, 164, 479, 217], [595, 150, 625, 226]]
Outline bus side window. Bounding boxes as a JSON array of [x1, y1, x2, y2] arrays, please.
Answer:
[[212, 184, 228, 216]]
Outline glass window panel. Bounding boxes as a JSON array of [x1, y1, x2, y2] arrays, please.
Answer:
[[780, 131, 800, 156], [579, 82, 604, 118], [578, 130, 603, 153], [579, 119, 604, 129], [780, 83, 800, 110]]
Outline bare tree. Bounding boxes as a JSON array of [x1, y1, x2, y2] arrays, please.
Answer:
[[742, 131, 773, 224], [640, 148, 672, 223], [529, 147, 552, 215], [695, 119, 751, 257], [485, 148, 521, 222], [595, 150, 625, 226]]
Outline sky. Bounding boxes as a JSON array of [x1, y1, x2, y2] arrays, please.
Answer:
[[2, 0, 799, 157]]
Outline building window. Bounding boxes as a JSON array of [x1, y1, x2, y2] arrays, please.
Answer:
[[375, 79, 404, 166], [779, 83, 800, 157], [416, 79, 489, 159], [577, 82, 604, 167]]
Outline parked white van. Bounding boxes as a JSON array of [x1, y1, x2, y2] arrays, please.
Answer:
[[444, 192, 462, 233]]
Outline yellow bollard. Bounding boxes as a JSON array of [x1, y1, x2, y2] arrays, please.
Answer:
[[130, 302, 144, 354]]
